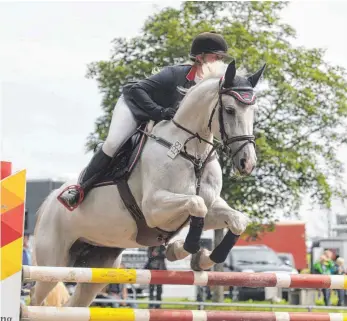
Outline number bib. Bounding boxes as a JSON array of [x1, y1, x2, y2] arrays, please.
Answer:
[[167, 141, 183, 159]]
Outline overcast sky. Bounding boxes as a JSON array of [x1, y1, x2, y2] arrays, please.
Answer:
[[1, 1, 346, 238]]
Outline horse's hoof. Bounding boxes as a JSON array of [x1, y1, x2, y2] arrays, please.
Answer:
[[190, 248, 204, 271], [190, 248, 215, 271], [165, 240, 188, 261], [165, 242, 179, 261]]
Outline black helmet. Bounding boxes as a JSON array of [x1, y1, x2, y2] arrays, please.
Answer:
[[190, 31, 230, 59]]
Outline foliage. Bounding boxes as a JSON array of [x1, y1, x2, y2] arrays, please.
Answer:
[[86, 1, 347, 221]]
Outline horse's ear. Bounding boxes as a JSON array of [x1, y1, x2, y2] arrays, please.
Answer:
[[224, 60, 236, 88], [248, 63, 266, 88]]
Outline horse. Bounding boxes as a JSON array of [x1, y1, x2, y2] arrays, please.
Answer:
[[30, 59, 265, 307]]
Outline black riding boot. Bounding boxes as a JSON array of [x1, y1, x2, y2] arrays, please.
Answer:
[[58, 148, 112, 211]]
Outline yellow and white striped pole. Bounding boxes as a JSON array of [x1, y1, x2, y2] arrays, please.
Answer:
[[20, 306, 347, 321]]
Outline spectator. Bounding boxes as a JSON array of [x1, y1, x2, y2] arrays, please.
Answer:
[[22, 233, 32, 266], [313, 254, 335, 305], [145, 245, 167, 309], [91, 285, 113, 308], [107, 283, 131, 307], [22, 233, 32, 290], [107, 263, 135, 308], [324, 250, 335, 264], [335, 257, 346, 306], [91, 264, 135, 308], [196, 285, 212, 302]]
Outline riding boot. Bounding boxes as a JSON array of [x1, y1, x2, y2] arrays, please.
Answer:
[[57, 148, 112, 211]]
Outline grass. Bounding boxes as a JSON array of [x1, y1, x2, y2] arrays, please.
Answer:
[[23, 286, 346, 313], [135, 291, 347, 313]]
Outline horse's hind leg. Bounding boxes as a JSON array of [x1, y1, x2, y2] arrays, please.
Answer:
[[65, 247, 124, 307], [30, 229, 74, 306], [30, 193, 76, 306]]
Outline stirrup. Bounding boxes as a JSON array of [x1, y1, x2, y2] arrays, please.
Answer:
[[57, 185, 85, 212]]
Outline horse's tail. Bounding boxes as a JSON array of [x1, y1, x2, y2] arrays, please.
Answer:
[[42, 281, 70, 306], [31, 191, 71, 307]]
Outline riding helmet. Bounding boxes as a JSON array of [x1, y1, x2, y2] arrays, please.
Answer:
[[190, 31, 230, 59]]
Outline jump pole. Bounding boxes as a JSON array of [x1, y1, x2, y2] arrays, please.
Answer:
[[0, 161, 27, 321], [20, 306, 347, 321], [23, 265, 347, 289]]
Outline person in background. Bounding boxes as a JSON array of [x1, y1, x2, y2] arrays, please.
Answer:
[[22, 233, 32, 266], [324, 250, 335, 264], [313, 253, 335, 305], [145, 245, 167, 309], [92, 263, 135, 308], [22, 233, 32, 291], [107, 263, 135, 308], [107, 283, 130, 308], [335, 257, 346, 306]]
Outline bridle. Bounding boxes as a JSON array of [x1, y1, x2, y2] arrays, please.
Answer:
[[175, 78, 256, 163], [213, 79, 256, 157]]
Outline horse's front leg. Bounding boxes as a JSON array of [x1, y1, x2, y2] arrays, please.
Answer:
[[170, 196, 250, 271], [143, 190, 208, 257], [193, 196, 250, 270]]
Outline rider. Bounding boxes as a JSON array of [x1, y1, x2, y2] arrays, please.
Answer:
[[58, 31, 231, 210]]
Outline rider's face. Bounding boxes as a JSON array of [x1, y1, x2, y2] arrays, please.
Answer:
[[197, 53, 224, 64]]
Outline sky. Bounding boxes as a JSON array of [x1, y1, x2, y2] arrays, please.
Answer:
[[1, 1, 347, 238]]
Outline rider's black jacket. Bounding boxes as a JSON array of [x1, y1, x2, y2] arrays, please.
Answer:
[[122, 64, 197, 122]]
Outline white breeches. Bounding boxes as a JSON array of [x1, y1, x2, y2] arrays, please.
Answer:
[[102, 95, 139, 157]]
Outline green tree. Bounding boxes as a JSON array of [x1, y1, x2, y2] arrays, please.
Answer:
[[86, 1, 347, 222]]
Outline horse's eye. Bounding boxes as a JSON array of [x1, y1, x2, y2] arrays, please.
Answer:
[[225, 107, 235, 115]]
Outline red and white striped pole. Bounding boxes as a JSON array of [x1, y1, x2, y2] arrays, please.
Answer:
[[23, 265, 347, 290]]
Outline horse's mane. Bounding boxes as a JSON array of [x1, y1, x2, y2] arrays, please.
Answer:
[[201, 60, 229, 81], [177, 61, 247, 96], [201, 60, 248, 80]]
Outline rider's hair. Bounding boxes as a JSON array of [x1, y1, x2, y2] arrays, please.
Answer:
[[150, 58, 196, 76], [190, 53, 205, 64]]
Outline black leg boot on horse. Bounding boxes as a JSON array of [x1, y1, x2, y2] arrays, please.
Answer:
[[57, 148, 112, 211]]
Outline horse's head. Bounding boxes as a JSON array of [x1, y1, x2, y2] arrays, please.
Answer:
[[213, 60, 266, 176]]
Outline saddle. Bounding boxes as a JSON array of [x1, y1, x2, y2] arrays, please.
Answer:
[[92, 123, 148, 186], [87, 123, 181, 247]]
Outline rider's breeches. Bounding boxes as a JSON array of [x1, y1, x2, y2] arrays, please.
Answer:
[[102, 95, 139, 157]]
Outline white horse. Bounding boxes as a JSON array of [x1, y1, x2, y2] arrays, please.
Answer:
[[31, 59, 265, 307]]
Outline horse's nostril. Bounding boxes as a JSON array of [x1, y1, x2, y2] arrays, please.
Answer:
[[240, 158, 246, 169]]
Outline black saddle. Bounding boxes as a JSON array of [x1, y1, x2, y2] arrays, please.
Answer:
[[91, 123, 147, 188]]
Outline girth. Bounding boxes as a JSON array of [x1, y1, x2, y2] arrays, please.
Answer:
[[117, 178, 178, 247]]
